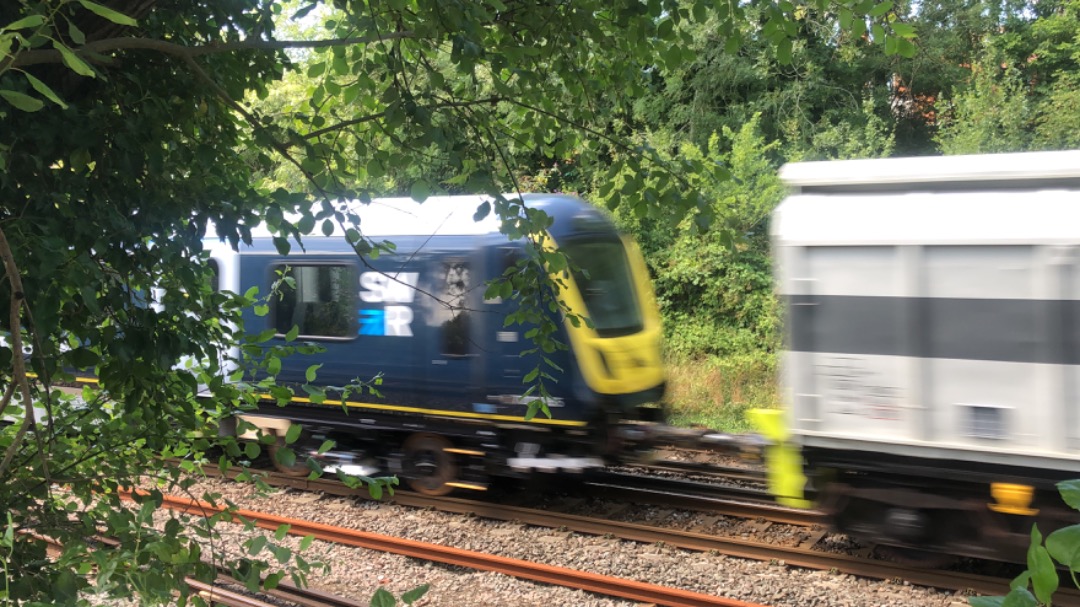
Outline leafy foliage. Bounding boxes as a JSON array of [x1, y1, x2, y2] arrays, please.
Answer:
[[0, 0, 911, 605]]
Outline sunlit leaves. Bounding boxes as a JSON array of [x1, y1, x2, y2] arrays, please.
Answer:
[[0, 89, 43, 111], [52, 41, 95, 77], [77, 0, 138, 26]]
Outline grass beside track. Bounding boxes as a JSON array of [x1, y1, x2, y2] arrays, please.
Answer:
[[663, 353, 779, 433]]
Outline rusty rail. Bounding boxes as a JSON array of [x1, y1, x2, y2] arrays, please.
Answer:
[[156, 493, 766, 607]]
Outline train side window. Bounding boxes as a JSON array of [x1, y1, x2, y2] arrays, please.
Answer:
[[272, 264, 358, 339], [440, 260, 471, 356]]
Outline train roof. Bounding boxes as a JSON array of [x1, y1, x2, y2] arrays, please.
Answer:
[[780, 149, 1080, 193], [210, 193, 594, 242], [774, 188, 1080, 246], [775, 150, 1080, 246]]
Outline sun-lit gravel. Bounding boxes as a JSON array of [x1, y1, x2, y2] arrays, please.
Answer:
[[143, 475, 982, 607]]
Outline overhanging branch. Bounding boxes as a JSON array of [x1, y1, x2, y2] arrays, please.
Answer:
[[4, 32, 416, 70]]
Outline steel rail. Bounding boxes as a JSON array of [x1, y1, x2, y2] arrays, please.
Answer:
[[205, 574, 367, 607], [179, 463, 1080, 604], [638, 459, 769, 483], [587, 470, 773, 502], [156, 493, 767, 607], [219, 463, 824, 527]]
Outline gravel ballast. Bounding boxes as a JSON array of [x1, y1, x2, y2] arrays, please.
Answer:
[[152, 475, 980, 607]]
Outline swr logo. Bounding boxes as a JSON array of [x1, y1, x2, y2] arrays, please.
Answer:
[[359, 272, 418, 336]]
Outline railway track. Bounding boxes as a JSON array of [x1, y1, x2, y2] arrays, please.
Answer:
[[35, 529, 366, 607], [188, 576, 366, 607], [187, 462, 1080, 602], [157, 492, 766, 607]]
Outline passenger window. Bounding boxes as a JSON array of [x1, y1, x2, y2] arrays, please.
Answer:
[[440, 261, 471, 356], [272, 264, 357, 338]]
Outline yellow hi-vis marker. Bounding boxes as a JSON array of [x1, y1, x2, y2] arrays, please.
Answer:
[[989, 483, 1039, 516]]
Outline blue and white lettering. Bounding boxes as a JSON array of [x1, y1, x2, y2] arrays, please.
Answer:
[[358, 272, 419, 336], [360, 272, 419, 303]]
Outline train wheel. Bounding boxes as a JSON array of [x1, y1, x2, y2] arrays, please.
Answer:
[[402, 433, 457, 496], [269, 431, 310, 477]]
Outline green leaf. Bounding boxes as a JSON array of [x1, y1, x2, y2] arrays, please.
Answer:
[[3, 15, 46, 31], [839, 9, 854, 30], [78, 0, 138, 25], [0, 90, 43, 112], [544, 251, 566, 273], [896, 38, 916, 58], [299, 535, 314, 550], [271, 544, 291, 563], [68, 347, 100, 369], [473, 201, 491, 222], [254, 304, 269, 317], [285, 423, 302, 445], [264, 571, 286, 590], [267, 356, 281, 376], [885, 34, 899, 54], [274, 524, 291, 541], [1003, 587, 1038, 607], [402, 584, 430, 605], [297, 213, 315, 235], [24, 73, 67, 109], [370, 587, 396, 607], [1060, 480, 1080, 510], [273, 236, 291, 255], [1028, 525, 1059, 604], [244, 442, 261, 460], [246, 535, 267, 556], [409, 180, 430, 202], [868, 1, 893, 17], [275, 446, 297, 468], [305, 364, 321, 383], [775, 38, 793, 64], [53, 42, 96, 77], [321, 219, 334, 236], [891, 22, 916, 38], [1047, 524, 1080, 569]]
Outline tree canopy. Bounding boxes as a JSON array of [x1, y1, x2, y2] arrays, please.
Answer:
[[0, 1, 919, 604]]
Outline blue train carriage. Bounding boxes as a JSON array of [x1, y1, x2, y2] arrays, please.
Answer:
[[208, 194, 666, 495], [764, 149, 1080, 562]]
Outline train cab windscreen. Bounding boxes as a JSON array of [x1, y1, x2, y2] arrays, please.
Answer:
[[561, 238, 642, 337]]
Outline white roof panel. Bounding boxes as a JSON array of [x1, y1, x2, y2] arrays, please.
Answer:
[[780, 150, 1080, 189], [773, 189, 1080, 246]]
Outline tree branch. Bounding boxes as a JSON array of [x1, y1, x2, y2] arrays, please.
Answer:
[[303, 96, 501, 140], [4, 32, 416, 70], [0, 226, 48, 482]]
